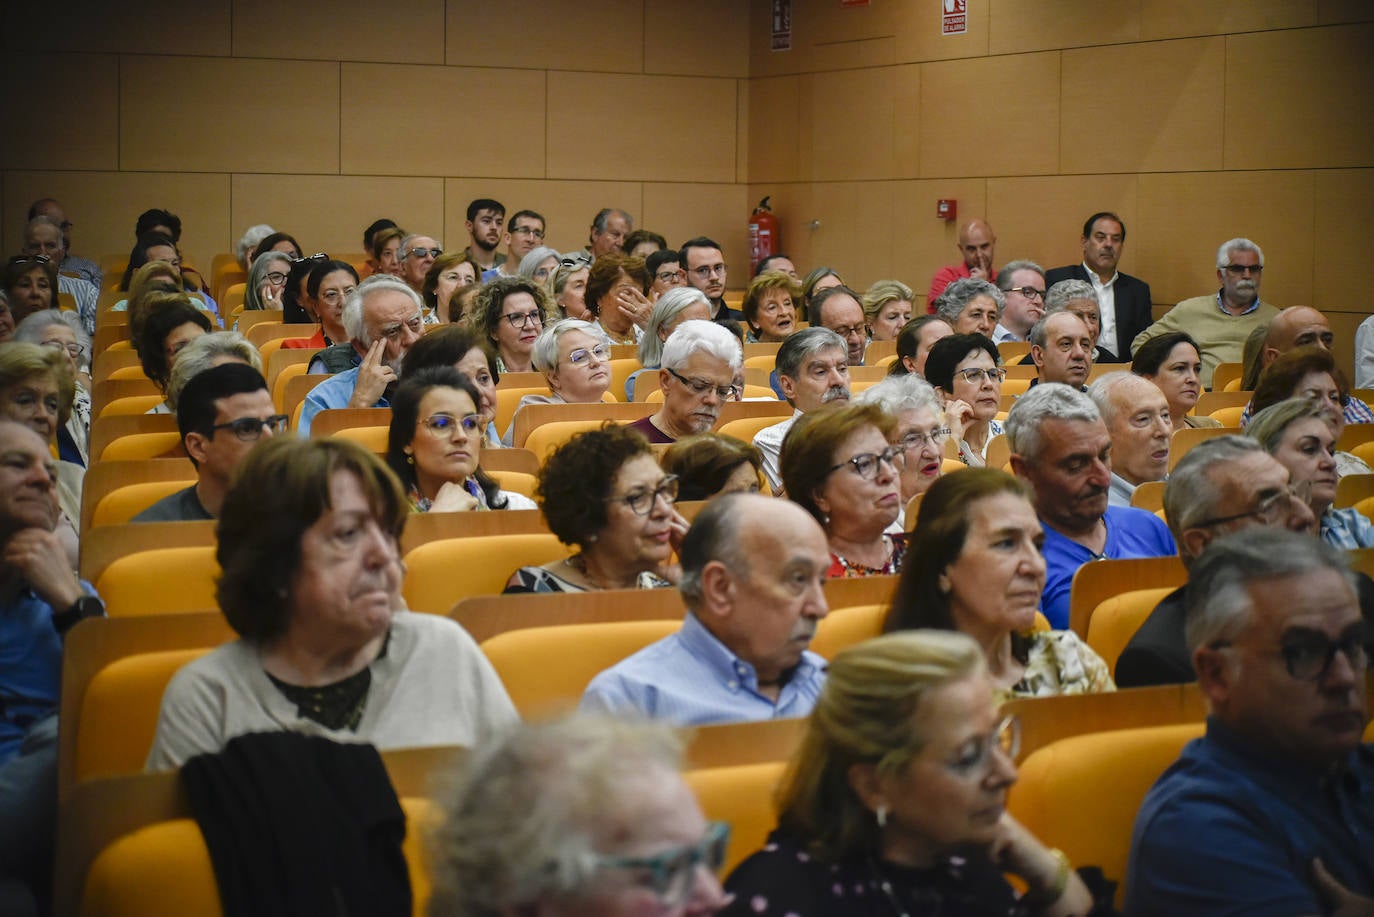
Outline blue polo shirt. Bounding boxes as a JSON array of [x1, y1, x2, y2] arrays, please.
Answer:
[[1039, 505, 1175, 630], [1, 583, 97, 763]]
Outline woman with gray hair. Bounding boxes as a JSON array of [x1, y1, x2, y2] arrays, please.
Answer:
[[517, 245, 560, 286], [164, 330, 264, 414], [14, 308, 92, 464], [501, 319, 613, 446], [1044, 279, 1109, 359], [934, 277, 1003, 339], [626, 287, 714, 399], [552, 253, 592, 321], [427, 714, 731, 916], [855, 373, 950, 512], [242, 250, 292, 312]]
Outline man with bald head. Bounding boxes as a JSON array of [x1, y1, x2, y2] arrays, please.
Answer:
[[1029, 311, 1095, 390], [581, 493, 831, 725], [1089, 372, 1172, 507], [1240, 306, 1373, 425], [927, 218, 998, 307]]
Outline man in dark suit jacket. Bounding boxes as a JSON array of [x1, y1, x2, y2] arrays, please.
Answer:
[[1045, 212, 1152, 362]]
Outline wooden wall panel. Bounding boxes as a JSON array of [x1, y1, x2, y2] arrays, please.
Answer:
[[340, 64, 545, 178], [809, 66, 919, 182], [1061, 38, 1225, 175], [748, 0, 911, 78], [5, 1, 230, 56], [890, 0, 992, 64], [989, 0, 1141, 54], [445, 0, 643, 72], [1312, 170, 1374, 311], [644, 1, 749, 78], [1317, 0, 1374, 26], [1140, 0, 1316, 41], [804, 181, 902, 292], [745, 183, 818, 276], [443, 179, 643, 260], [232, 0, 444, 64], [986, 175, 1141, 282], [891, 179, 990, 308], [1, 55, 119, 172], [641, 184, 750, 279], [747, 76, 804, 184]]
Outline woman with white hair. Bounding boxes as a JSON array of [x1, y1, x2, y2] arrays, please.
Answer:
[[501, 319, 613, 446], [517, 245, 560, 286], [242, 250, 292, 312], [855, 373, 950, 514], [934, 277, 1003, 339], [625, 287, 714, 399], [14, 308, 92, 465]]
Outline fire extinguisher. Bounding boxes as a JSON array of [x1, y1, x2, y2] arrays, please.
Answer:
[[748, 196, 779, 275]]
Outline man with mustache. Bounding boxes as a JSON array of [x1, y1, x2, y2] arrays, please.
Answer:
[[752, 327, 852, 494], [1006, 384, 1175, 629], [1131, 238, 1279, 388], [1046, 212, 1153, 362], [629, 320, 742, 444], [1127, 529, 1374, 914], [581, 493, 831, 725]]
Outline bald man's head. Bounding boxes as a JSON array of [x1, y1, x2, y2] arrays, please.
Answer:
[[956, 219, 996, 275], [1263, 306, 1332, 369]]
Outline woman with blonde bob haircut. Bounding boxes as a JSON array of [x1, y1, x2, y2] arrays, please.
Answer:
[[723, 630, 1105, 916], [861, 279, 915, 342]]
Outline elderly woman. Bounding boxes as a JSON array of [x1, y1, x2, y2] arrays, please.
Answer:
[[115, 259, 185, 333], [422, 252, 479, 325], [164, 331, 264, 415], [471, 276, 550, 373], [586, 252, 652, 347], [401, 324, 503, 447], [386, 366, 536, 513], [14, 309, 92, 465], [505, 424, 688, 593], [862, 279, 915, 342], [1249, 345, 1373, 477], [370, 226, 406, 278], [553, 253, 592, 321], [855, 374, 949, 512], [242, 250, 292, 312], [429, 714, 730, 916], [627, 286, 715, 399], [924, 333, 1004, 466], [4, 256, 59, 327], [885, 469, 1114, 697], [934, 277, 1002, 339], [283, 259, 357, 351], [889, 314, 953, 379], [781, 403, 906, 577], [144, 437, 518, 770], [135, 294, 214, 413], [662, 433, 763, 501], [1246, 398, 1374, 549], [501, 319, 613, 446], [623, 229, 668, 258], [742, 271, 802, 343], [1131, 331, 1222, 429], [723, 630, 1105, 916], [517, 245, 560, 285]]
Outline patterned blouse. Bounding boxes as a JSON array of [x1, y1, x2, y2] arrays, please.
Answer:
[[1007, 630, 1116, 699], [827, 534, 907, 578]]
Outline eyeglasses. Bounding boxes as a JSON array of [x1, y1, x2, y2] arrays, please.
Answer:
[[8, 255, 50, 266], [608, 475, 680, 516], [320, 286, 357, 305], [655, 270, 685, 283], [666, 367, 739, 401], [827, 444, 906, 480], [830, 324, 866, 339], [948, 715, 1021, 777], [1008, 286, 1045, 300], [510, 226, 545, 239], [688, 263, 727, 278], [900, 427, 952, 452], [565, 343, 611, 367], [559, 254, 593, 269], [377, 315, 425, 341], [418, 413, 481, 436], [405, 247, 443, 260], [1210, 629, 1368, 682], [40, 339, 86, 358], [208, 414, 289, 441], [954, 367, 1007, 385], [1192, 481, 1311, 529], [1223, 263, 1263, 275], [502, 309, 544, 329], [291, 252, 329, 264], [264, 271, 289, 286], [591, 821, 730, 908]]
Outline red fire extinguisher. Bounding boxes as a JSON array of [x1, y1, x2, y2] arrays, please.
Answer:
[[748, 196, 779, 275]]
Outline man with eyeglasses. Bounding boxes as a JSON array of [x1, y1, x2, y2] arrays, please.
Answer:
[[808, 285, 868, 366], [463, 198, 506, 272], [27, 198, 101, 290], [1131, 237, 1279, 388], [22, 216, 98, 334], [1127, 529, 1374, 914], [582, 492, 831, 726], [993, 260, 1047, 344], [680, 236, 744, 324], [483, 210, 546, 281], [1046, 212, 1153, 362], [630, 321, 742, 444], [133, 364, 282, 522], [398, 233, 442, 294], [754, 328, 852, 494]]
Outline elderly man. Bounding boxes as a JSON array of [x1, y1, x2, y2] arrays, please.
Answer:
[[680, 236, 742, 324], [993, 260, 1047, 343], [1115, 436, 1325, 688], [463, 198, 505, 271], [753, 327, 851, 493], [133, 364, 282, 522], [1046, 212, 1153, 361], [588, 208, 633, 260], [1088, 372, 1172, 507], [0, 420, 104, 911], [808, 284, 867, 366], [629, 321, 742, 444], [927, 218, 998, 305], [1132, 237, 1280, 387], [21, 217, 98, 334], [481, 209, 546, 281], [756, 254, 799, 280], [1028, 311, 1095, 390], [398, 233, 442, 295], [27, 198, 100, 289], [298, 276, 424, 436], [1006, 383, 1175, 629], [581, 493, 830, 725], [1126, 529, 1374, 913], [1239, 306, 1374, 426]]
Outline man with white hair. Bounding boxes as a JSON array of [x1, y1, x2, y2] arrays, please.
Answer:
[[628, 320, 742, 443], [753, 327, 851, 494], [1088, 372, 1172, 507], [298, 276, 425, 436], [21, 217, 98, 334], [1131, 237, 1280, 387], [398, 233, 442, 295], [26, 198, 100, 289]]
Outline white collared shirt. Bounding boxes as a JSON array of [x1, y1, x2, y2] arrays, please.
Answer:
[[1083, 261, 1119, 353]]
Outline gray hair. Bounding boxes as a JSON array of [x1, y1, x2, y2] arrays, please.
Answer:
[[679, 491, 750, 605], [530, 319, 611, 373], [1086, 371, 1138, 424], [165, 331, 262, 412], [342, 275, 424, 346], [1216, 237, 1265, 270], [23, 215, 65, 250], [552, 254, 592, 298], [1163, 435, 1266, 548], [13, 309, 91, 371], [1028, 309, 1090, 350], [860, 279, 915, 324], [639, 287, 712, 366], [934, 277, 1004, 327], [995, 260, 1046, 292], [399, 233, 440, 253], [1184, 528, 1353, 652], [1244, 397, 1327, 455], [776, 326, 847, 381], [1004, 382, 1100, 463], [853, 373, 943, 419], [426, 714, 685, 917], [244, 251, 293, 311], [235, 224, 275, 268], [660, 319, 743, 373], [592, 208, 633, 234], [517, 246, 560, 280], [1044, 278, 1098, 314]]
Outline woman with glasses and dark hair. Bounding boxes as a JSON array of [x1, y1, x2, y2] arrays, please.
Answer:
[[282, 259, 358, 351], [401, 324, 503, 447], [501, 319, 614, 446], [385, 366, 535, 513], [885, 468, 1114, 698], [471, 276, 552, 373], [505, 424, 688, 593], [781, 403, 907, 578], [721, 630, 1107, 916], [924, 333, 1005, 467]]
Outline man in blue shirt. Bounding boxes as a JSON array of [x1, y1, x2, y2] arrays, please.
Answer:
[[1127, 529, 1374, 914], [1006, 383, 1176, 629], [582, 493, 831, 726]]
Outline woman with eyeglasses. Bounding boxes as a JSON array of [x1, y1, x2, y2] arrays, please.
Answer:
[[423, 253, 480, 324], [242, 250, 293, 313], [3, 255, 59, 327], [471, 276, 551, 374], [586, 252, 652, 347], [13, 309, 92, 466], [553, 254, 593, 321], [517, 245, 561, 286], [505, 424, 688, 593], [924, 334, 1005, 467], [282, 259, 358, 351], [854, 374, 950, 518], [781, 403, 908, 578], [721, 630, 1106, 917], [501, 319, 614, 446], [885, 469, 1115, 698], [1247, 345, 1374, 478], [385, 366, 535, 513], [429, 714, 731, 916]]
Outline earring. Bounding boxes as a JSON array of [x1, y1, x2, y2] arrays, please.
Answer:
[[876, 804, 888, 828], [406, 454, 414, 465]]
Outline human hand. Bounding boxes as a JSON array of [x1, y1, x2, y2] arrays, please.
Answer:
[[348, 339, 396, 408], [944, 398, 975, 441], [1314, 859, 1374, 916], [431, 481, 480, 513], [3, 528, 83, 611], [666, 507, 690, 555], [969, 253, 992, 281], [617, 287, 654, 329], [259, 282, 280, 310]]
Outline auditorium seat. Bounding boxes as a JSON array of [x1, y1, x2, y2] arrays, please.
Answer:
[[96, 546, 220, 617], [684, 761, 787, 877], [402, 533, 566, 612], [1084, 586, 1176, 674], [91, 480, 195, 527]]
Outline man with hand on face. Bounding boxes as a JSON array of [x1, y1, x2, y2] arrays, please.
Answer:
[[1046, 212, 1153, 362], [463, 199, 506, 272], [1089, 372, 1172, 508], [753, 328, 851, 494], [629, 321, 742, 444], [927, 218, 998, 307]]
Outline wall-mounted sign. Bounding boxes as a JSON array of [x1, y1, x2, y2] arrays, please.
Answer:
[[772, 0, 792, 51], [943, 0, 967, 35]]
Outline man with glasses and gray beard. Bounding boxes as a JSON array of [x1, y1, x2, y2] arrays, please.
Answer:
[[752, 328, 852, 494], [629, 321, 742, 444]]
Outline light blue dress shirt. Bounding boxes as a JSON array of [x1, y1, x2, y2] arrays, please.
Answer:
[[296, 367, 389, 437]]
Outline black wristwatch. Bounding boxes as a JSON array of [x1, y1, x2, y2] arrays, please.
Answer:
[[54, 595, 105, 634]]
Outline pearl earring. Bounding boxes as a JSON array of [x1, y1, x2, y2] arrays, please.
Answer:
[[876, 804, 888, 828]]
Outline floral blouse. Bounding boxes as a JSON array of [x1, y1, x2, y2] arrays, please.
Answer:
[[1008, 630, 1116, 700]]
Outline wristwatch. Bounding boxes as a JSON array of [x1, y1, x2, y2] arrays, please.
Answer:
[[54, 595, 105, 634]]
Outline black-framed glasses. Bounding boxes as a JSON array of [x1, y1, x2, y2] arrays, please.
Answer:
[[291, 252, 329, 264], [1008, 286, 1045, 300], [1223, 263, 1263, 275], [900, 427, 952, 452], [1210, 629, 1367, 682], [830, 324, 866, 339], [264, 271, 289, 286], [608, 475, 679, 516], [566, 343, 610, 367], [827, 444, 906, 480], [655, 269, 685, 283], [954, 367, 1007, 385], [502, 309, 544, 329], [510, 225, 545, 239], [405, 247, 443, 260], [208, 414, 289, 441], [666, 367, 739, 401], [590, 821, 730, 908], [1192, 481, 1311, 529], [418, 413, 481, 437]]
